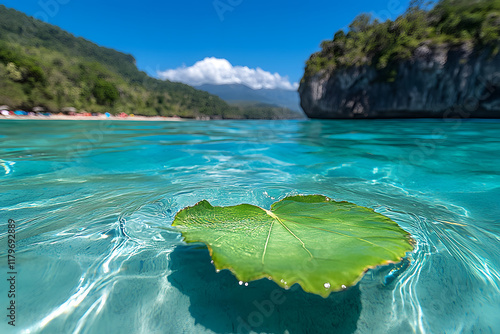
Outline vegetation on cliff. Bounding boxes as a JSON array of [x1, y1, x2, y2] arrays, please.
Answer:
[[303, 0, 500, 80], [0, 5, 298, 119]]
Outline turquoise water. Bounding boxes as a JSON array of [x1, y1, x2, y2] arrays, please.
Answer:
[[0, 119, 499, 333]]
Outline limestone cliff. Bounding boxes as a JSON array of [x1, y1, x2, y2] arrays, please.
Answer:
[[299, 44, 500, 118], [299, 43, 500, 119]]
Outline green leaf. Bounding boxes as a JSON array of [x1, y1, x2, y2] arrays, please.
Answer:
[[172, 195, 414, 297]]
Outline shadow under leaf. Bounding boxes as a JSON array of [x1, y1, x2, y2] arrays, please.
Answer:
[[168, 245, 362, 334]]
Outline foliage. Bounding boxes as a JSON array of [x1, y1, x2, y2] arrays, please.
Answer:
[[92, 79, 119, 106], [303, 0, 500, 79], [172, 195, 413, 297], [228, 101, 304, 119], [0, 5, 279, 118]]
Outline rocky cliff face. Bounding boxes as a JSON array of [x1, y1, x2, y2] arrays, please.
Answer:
[[299, 43, 500, 118]]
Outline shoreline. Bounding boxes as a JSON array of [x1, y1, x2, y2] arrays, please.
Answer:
[[0, 114, 184, 121]]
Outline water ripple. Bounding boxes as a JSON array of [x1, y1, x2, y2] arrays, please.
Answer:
[[0, 119, 499, 333]]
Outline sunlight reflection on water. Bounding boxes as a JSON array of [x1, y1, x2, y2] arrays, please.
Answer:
[[0, 119, 499, 333]]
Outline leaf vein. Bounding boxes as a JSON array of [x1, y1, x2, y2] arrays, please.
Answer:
[[286, 219, 402, 257], [262, 220, 274, 265], [265, 209, 313, 259]]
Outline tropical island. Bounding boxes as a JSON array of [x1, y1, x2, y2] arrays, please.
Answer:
[[2, 1, 500, 120], [0, 5, 300, 120], [300, 0, 500, 118]]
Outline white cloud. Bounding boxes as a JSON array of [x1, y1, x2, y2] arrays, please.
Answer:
[[157, 57, 299, 90]]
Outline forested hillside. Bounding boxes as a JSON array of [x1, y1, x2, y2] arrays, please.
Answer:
[[303, 0, 500, 80], [0, 5, 298, 119]]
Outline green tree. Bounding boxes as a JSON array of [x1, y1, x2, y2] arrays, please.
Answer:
[[349, 14, 373, 33], [6, 62, 22, 81], [92, 79, 119, 106]]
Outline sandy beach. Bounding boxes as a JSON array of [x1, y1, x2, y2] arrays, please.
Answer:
[[0, 114, 184, 121]]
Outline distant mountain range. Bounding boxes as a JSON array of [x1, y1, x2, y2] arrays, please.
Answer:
[[195, 84, 303, 113]]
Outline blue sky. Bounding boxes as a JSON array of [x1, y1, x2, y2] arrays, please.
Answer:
[[1, 0, 411, 89]]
